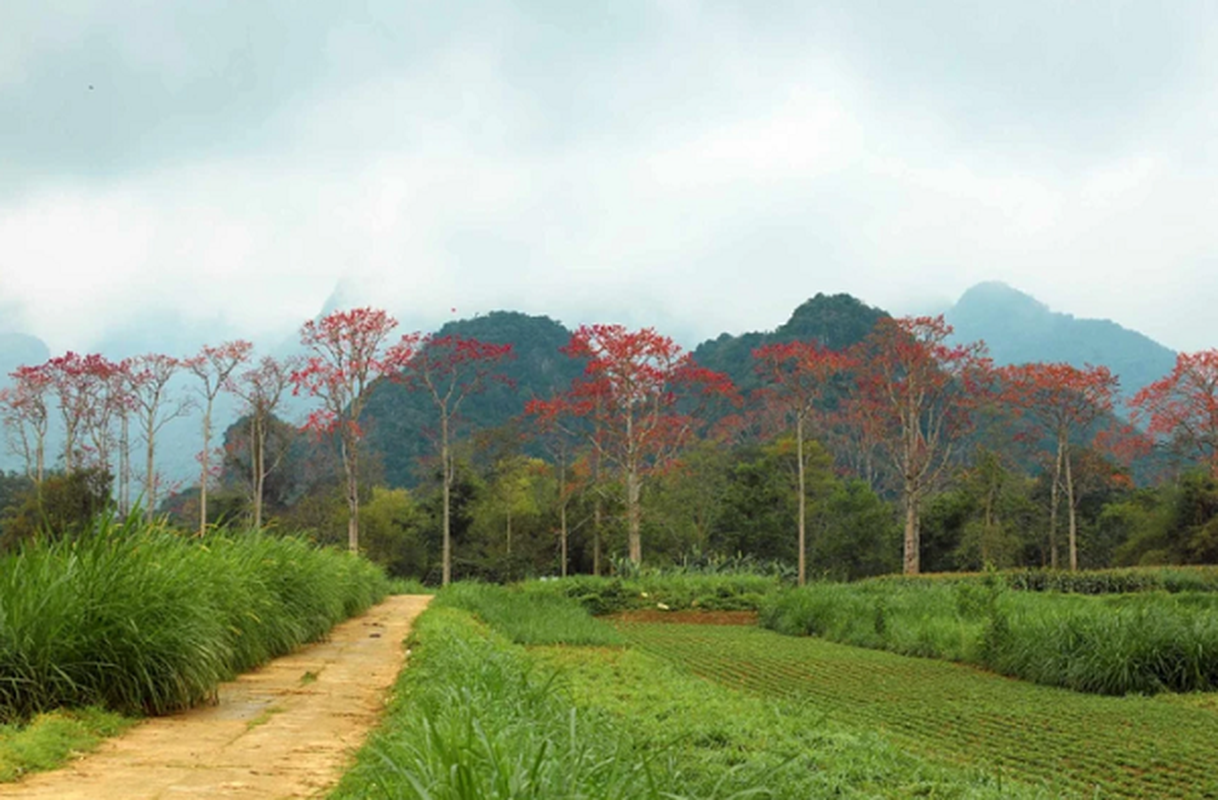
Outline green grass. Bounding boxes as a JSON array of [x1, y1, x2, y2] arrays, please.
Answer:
[[618, 620, 1218, 799], [0, 706, 133, 782], [519, 574, 782, 615], [760, 580, 1218, 694], [871, 565, 1218, 594], [434, 582, 625, 646], [387, 577, 432, 595], [329, 608, 686, 799], [0, 515, 389, 720]]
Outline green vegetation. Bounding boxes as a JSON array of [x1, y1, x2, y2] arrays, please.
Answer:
[[0, 707, 132, 782], [619, 620, 1218, 799], [435, 582, 624, 645], [521, 573, 781, 615], [868, 564, 1218, 594], [0, 514, 388, 720], [760, 579, 1218, 694], [333, 602, 1037, 799]]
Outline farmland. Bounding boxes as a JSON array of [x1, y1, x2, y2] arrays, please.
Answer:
[[618, 619, 1218, 799]]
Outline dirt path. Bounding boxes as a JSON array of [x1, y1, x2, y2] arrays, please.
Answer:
[[0, 594, 431, 800]]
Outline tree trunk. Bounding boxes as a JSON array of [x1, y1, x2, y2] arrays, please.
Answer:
[[117, 415, 127, 515], [199, 399, 211, 536], [903, 480, 920, 575], [145, 417, 156, 523], [1049, 434, 1064, 569], [1065, 447, 1078, 572], [593, 497, 602, 577], [559, 500, 568, 578], [441, 413, 452, 586], [796, 413, 807, 586], [343, 434, 359, 554], [626, 464, 642, 565], [252, 414, 264, 530]]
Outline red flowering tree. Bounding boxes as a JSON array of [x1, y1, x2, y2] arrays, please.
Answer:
[[232, 355, 298, 529], [0, 364, 52, 483], [1129, 350, 1218, 476], [43, 352, 122, 474], [292, 308, 398, 553], [850, 316, 991, 575], [1000, 362, 1119, 570], [186, 340, 253, 535], [752, 341, 854, 585], [386, 333, 513, 585], [527, 324, 736, 566]]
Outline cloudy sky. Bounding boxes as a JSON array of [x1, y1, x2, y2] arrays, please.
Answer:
[[2, 1, 1217, 356]]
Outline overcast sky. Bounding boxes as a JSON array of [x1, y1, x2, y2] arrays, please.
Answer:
[[2, 1, 1217, 355]]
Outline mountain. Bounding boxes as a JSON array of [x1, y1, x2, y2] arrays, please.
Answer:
[[363, 311, 585, 487], [0, 331, 50, 382], [945, 282, 1177, 396], [693, 293, 888, 392]]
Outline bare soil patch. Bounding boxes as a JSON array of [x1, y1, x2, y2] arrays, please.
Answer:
[[609, 609, 758, 625], [0, 594, 431, 800]]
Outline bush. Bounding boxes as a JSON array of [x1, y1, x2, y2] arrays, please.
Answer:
[[522, 574, 782, 616]]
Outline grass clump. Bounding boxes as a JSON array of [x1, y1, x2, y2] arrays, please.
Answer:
[[760, 579, 1218, 695], [434, 583, 624, 646], [0, 706, 133, 782], [0, 514, 389, 720], [329, 608, 683, 800]]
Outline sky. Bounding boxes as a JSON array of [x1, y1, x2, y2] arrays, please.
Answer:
[[2, 1, 1218, 356]]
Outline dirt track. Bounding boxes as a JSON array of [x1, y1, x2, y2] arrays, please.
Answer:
[[0, 594, 431, 800]]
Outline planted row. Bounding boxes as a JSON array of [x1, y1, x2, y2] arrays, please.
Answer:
[[0, 516, 388, 720], [867, 565, 1218, 594], [760, 580, 1218, 694]]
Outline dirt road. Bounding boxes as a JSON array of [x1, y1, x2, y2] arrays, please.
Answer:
[[0, 594, 431, 800]]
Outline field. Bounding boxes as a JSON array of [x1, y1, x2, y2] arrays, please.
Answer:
[[617, 619, 1218, 799]]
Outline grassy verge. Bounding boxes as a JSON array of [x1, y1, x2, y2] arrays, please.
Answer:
[[619, 620, 1218, 799], [759, 580, 1218, 694], [0, 707, 133, 782], [0, 515, 389, 720], [434, 583, 624, 645]]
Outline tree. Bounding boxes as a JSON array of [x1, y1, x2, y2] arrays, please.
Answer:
[[527, 325, 736, 566], [753, 340, 852, 585], [386, 333, 513, 585], [0, 365, 52, 483], [231, 355, 297, 529], [850, 316, 991, 575], [1130, 350, 1218, 476], [292, 308, 398, 553], [124, 354, 191, 522], [43, 352, 122, 474], [1000, 362, 1119, 570], [186, 340, 253, 535]]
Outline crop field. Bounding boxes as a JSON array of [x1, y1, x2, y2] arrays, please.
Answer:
[[617, 620, 1218, 799]]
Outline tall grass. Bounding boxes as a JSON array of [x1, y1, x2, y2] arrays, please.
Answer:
[[435, 583, 624, 646], [0, 514, 388, 720], [760, 579, 1218, 695], [330, 608, 686, 800]]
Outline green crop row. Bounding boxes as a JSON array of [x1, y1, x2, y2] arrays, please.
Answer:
[[760, 580, 1218, 695], [0, 515, 388, 720], [618, 620, 1218, 799], [519, 573, 781, 615], [432, 582, 625, 645]]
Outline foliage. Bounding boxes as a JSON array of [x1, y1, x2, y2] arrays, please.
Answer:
[[0, 515, 388, 720], [1130, 349, 1218, 475], [759, 578, 1218, 694], [0, 467, 113, 549], [620, 618, 1218, 799], [521, 574, 782, 616]]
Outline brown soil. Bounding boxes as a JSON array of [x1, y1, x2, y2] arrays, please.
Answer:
[[0, 594, 432, 800], [609, 609, 758, 625]]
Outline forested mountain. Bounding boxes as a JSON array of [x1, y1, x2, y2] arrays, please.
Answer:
[[363, 311, 584, 487], [945, 282, 1176, 396], [692, 293, 888, 392]]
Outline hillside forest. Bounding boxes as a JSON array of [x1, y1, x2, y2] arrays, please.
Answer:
[[3, 293, 1218, 585]]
